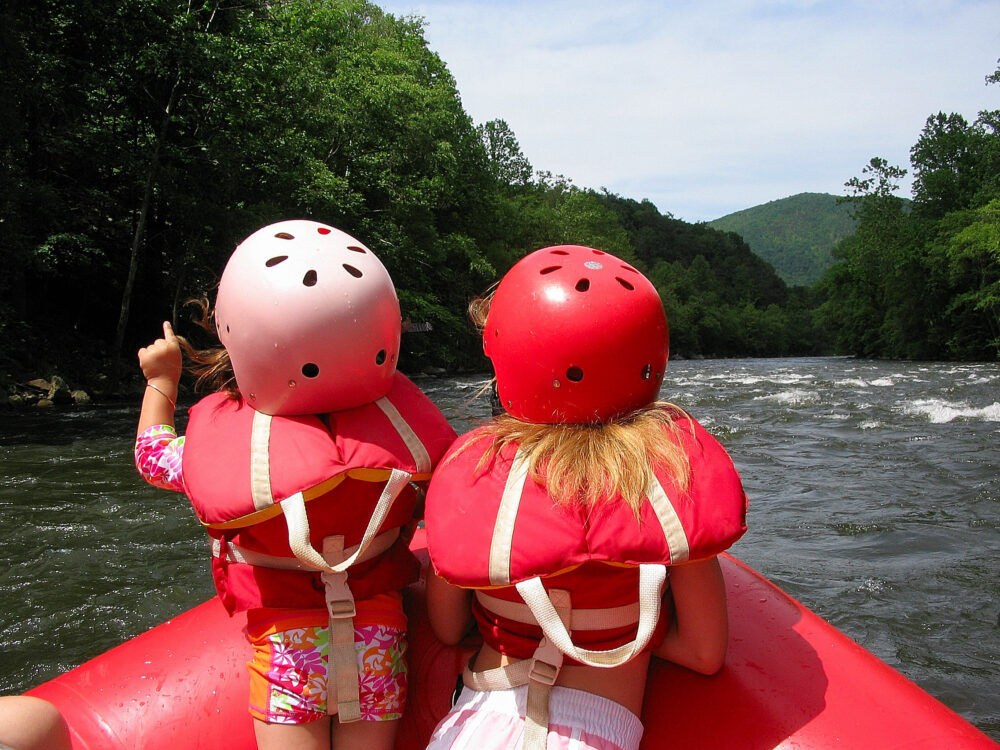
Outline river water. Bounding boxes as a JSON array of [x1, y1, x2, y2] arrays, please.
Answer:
[[1, 357, 998, 739]]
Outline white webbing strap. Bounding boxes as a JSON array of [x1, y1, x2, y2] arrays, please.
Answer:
[[514, 564, 666, 667], [523, 588, 569, 750], [462, 589, 571, 750], [475, 590, 639, 631], [375, 395, 432, 474], [280, 468, 413, 723], [249, 410, 274, 511], [646, 476, 690, 564], [211, 528, 399, 570], [322, 535, 361, 722], [280, 468, 413, 575], [489, 448, 531, 586]]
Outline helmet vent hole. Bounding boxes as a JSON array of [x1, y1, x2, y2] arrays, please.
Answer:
[[375, 349, 387, 365], [303, 269, 318, 286], [302, 363, 320, 378], [616, 277, 635, 290], [266, 255, 288, 267], [347, 245, 367, 254], [317, 227, 331, 235], [540, 266, 561, 275], [343, 264, 363, 278], [575, 279, 590, 292], [274, 232, 295, 240], [566, 366, 584, 382], [641, 364, 652, 380], [550, 250, 569, 256]]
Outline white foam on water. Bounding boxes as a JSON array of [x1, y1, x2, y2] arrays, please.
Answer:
[[903, 399, 1000, 424], [692, 372, 813, 387], [754, 389, 821, 406], [834, 378, 869, 388]]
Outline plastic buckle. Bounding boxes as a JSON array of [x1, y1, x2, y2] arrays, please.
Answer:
[[321, 570, 356, 619], [326, 598, 357, 619], [528, 659, 559, 687]]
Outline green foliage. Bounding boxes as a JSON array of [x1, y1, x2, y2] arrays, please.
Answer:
[[817, 63, 1000, 362], [0, 0, 829, 392], [708, 193, 857, 286]]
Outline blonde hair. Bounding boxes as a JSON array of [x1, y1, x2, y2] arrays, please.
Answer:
[[474, 406, 691, 514], [466, 292, 690, 513]]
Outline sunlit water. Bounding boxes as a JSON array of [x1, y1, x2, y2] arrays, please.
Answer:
[[1, 357, 997, 739]]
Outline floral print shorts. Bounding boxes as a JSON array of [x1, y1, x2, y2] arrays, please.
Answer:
[[247, 619, 408, 724]]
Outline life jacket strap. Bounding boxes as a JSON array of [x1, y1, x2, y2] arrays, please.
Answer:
[[211, 527, 403, 723], [322, 535, 361, 722], [469, 564, 666, 750], [488, 449, 531, 586], [249, 409, 274, 512], [515, 565, 665, 667], [279, 468, 413, 722], [375, 396, 432, 474], [463, 589, 572, 750], [474, 590, 641, 631], [645, 475, 690, 563], [210, 527, 400, 570]]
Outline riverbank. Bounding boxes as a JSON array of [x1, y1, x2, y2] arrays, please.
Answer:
[[6, 377, 95, 408]]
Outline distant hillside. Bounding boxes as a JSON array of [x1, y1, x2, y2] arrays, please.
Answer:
[[708, 193, 856, 286]]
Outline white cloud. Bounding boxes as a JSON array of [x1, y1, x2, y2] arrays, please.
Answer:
[[378, 0, 1000, 220]]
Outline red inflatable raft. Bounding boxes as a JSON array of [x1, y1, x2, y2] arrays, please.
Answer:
[[27, 530, 997, 749]]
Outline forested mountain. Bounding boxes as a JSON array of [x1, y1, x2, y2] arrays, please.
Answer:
[[708, 193, 856, 287]]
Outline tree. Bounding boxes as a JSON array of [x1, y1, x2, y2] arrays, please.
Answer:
[[478, 119, 532, 187], [818, 158, 909, 356], [938, 199, 1000, 358], [911, 113, 986, 219]]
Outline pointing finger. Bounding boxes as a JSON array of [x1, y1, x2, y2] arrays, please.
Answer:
[[163, 320, 178, 342]]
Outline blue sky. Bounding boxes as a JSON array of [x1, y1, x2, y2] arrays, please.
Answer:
[[373, 0, 999, 222]]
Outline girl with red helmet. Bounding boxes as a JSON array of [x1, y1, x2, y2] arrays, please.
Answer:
[[423, 245, 748, 750], [134, 220, 456, 750]]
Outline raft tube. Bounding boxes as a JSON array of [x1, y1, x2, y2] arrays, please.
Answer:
[[27, 530, 997, 749]]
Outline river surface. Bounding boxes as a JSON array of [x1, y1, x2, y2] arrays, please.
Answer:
[[1, 357, 998, 739]]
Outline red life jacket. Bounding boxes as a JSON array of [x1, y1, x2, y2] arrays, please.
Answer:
[[426, 411, 747, 658], [182, 372, 456, 721], [426, 411, 745, 748], [183, 372, 456, 611]]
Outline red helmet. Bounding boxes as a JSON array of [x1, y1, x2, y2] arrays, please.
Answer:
[[483, 245, 668, 424]]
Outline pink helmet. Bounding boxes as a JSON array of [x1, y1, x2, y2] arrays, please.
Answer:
[[214, 220, 401, 416], [483, 245, 668, 424]]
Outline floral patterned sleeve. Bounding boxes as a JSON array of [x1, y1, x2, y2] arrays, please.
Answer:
[[135, 424, 186, 493]]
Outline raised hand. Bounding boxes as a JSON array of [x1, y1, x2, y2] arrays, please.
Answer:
[[138, 321, 183, 388], [137, 321, 182, 433]]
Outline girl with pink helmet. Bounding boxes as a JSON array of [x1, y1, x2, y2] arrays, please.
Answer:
[[135, 220, 456, 750]]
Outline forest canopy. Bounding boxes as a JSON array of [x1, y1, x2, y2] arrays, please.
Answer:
[[1, 1, 997, 398]]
